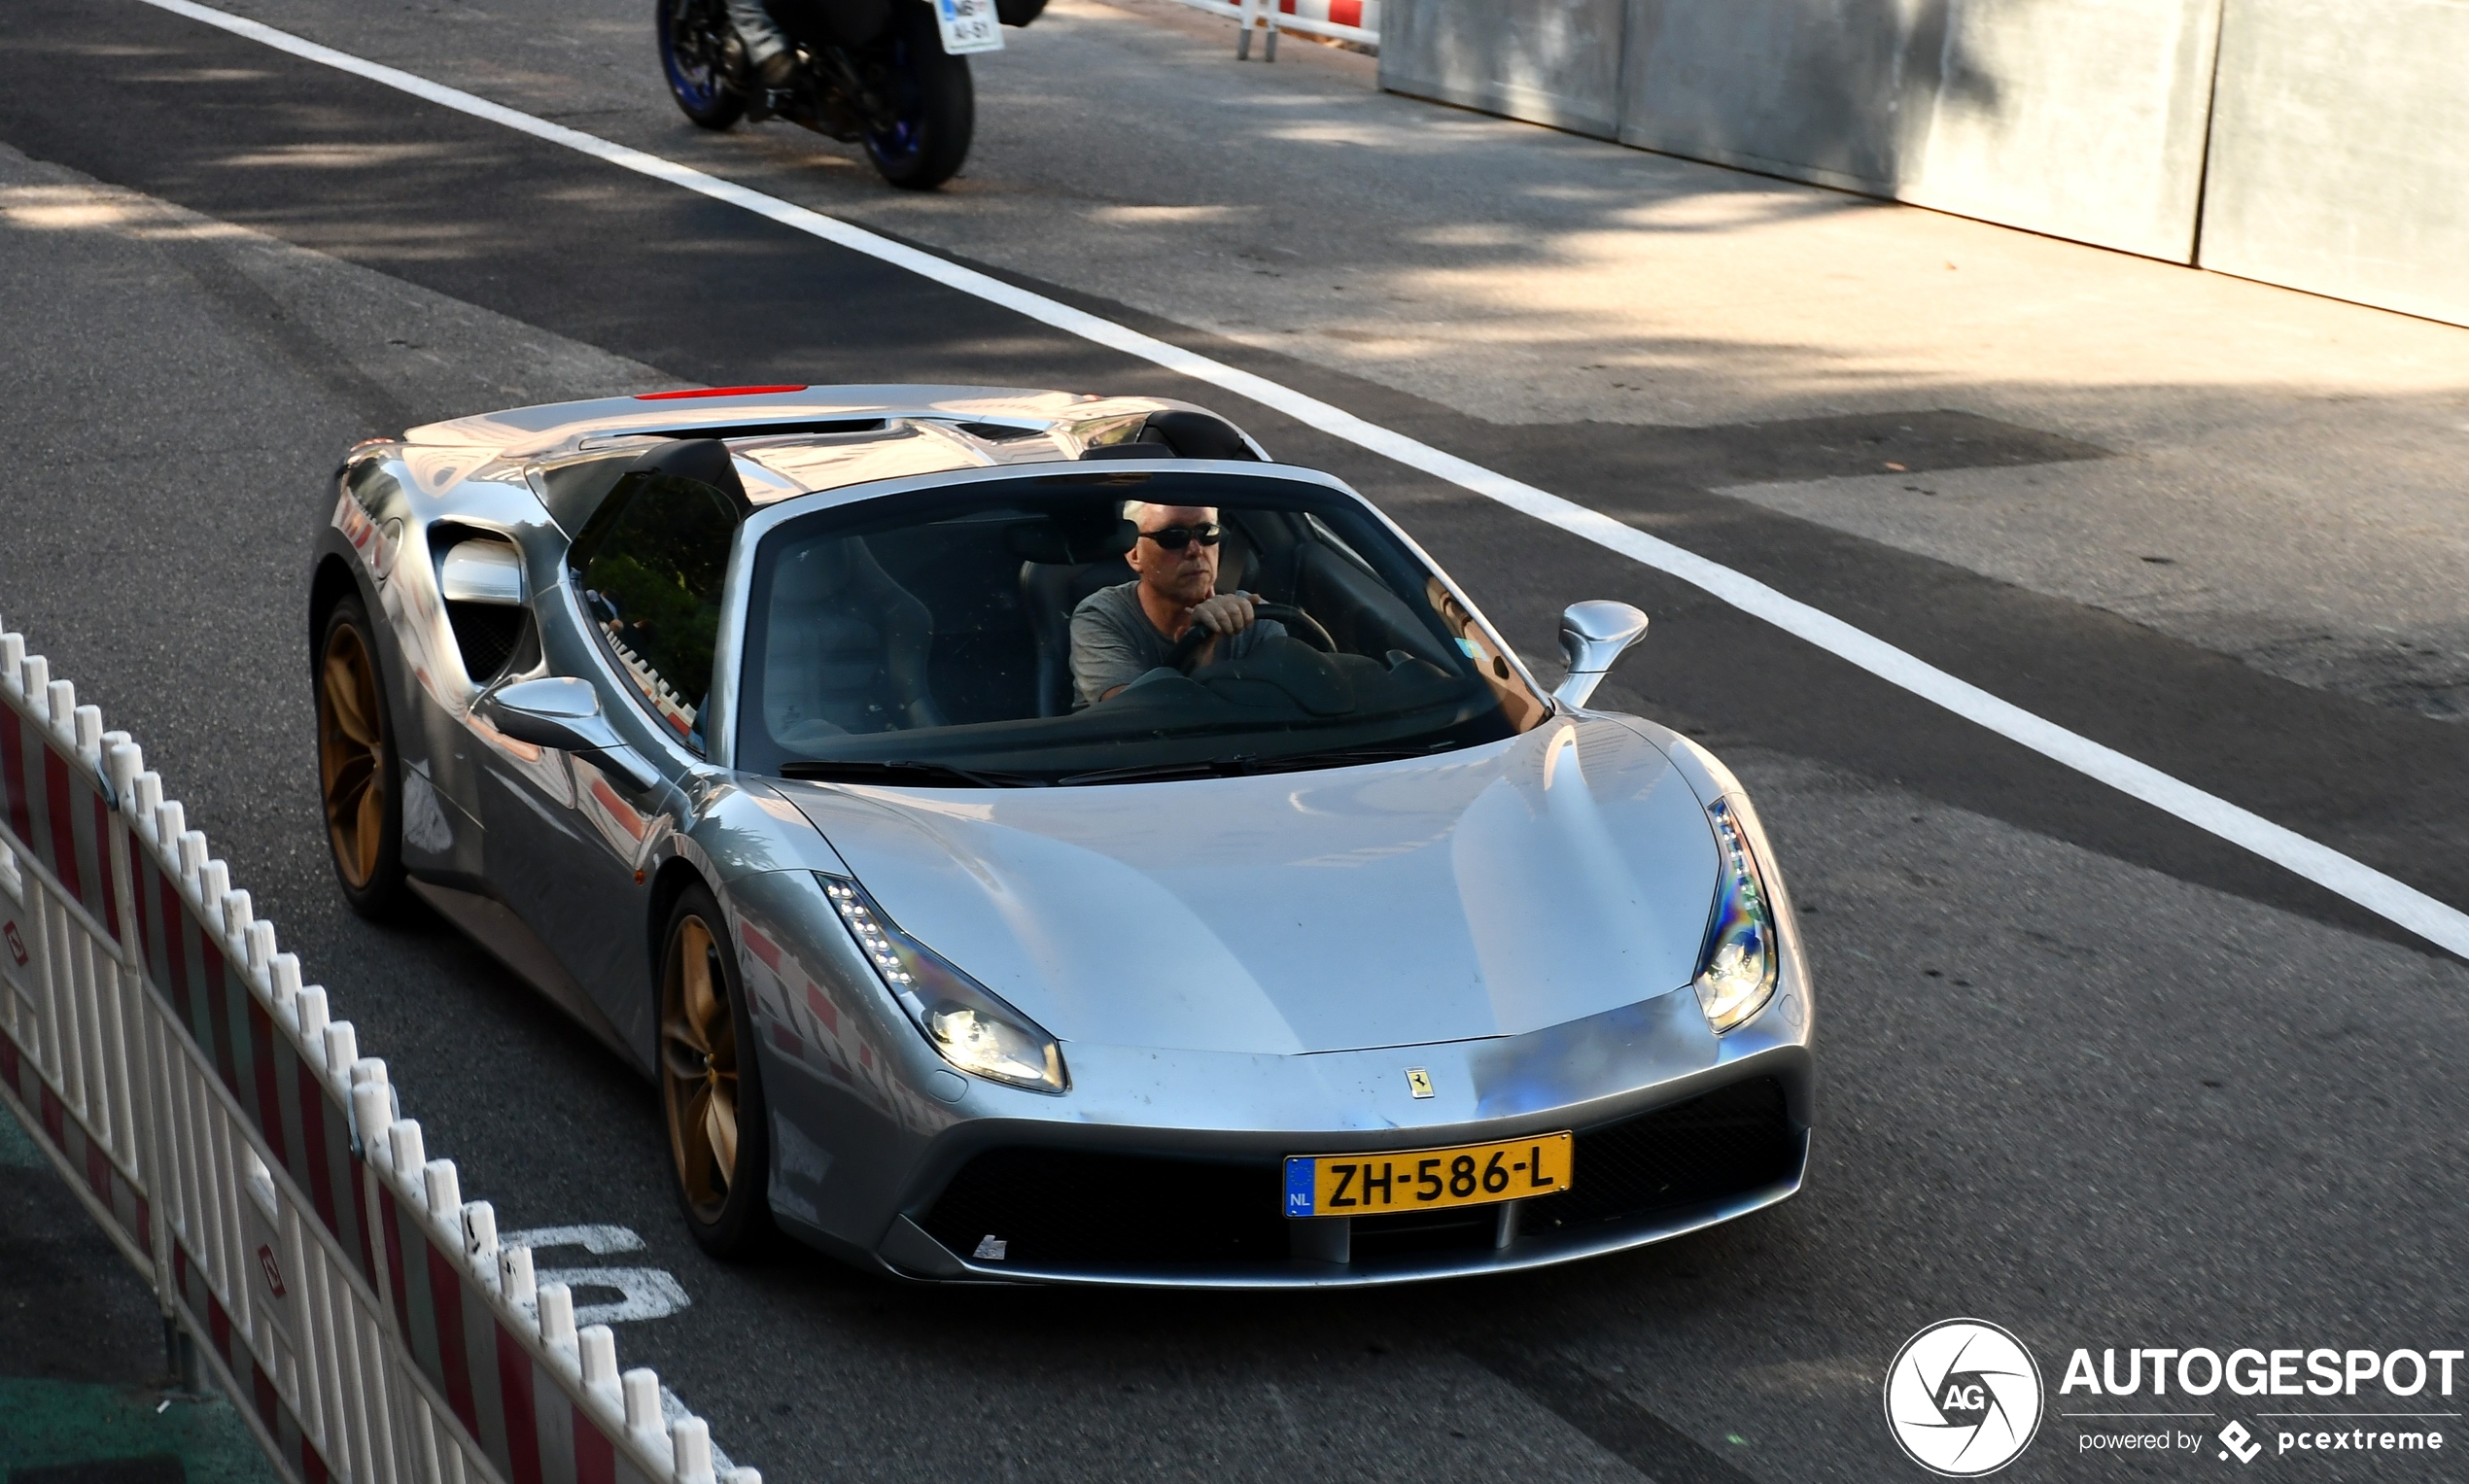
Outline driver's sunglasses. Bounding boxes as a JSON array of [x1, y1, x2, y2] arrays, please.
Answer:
[[1139, 522, 1223, 551]]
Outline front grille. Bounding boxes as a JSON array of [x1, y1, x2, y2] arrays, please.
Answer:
[[1520, 1076, 1800, 1235], [915, 1076, 1800, 1273], [1350, 1204, 1499, 1260], [919, 1147, 1288, 1267]]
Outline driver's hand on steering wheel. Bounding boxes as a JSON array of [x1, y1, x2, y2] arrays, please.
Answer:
[[1184, 591, 1259, 665]]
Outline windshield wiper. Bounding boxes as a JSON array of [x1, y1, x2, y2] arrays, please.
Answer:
[[778, 759, 1048, 788], [1060, 742, 1456, 786], [1244, 742, 1461, 775], [1058, 755, 1264, 786]]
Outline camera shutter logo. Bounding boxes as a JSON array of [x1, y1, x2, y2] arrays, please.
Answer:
[[1884, 1319, 2044, 1475]]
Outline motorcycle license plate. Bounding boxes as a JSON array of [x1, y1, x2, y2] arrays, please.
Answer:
[[1283, 1132, 1573, 1218], [933, 0, 1005, 53]]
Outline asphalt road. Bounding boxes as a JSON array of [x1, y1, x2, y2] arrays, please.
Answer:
[[1, 1, 2465, 1481]]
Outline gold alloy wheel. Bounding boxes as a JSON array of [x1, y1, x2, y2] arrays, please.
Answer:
[[662, 915, 739, 1219], [318, 621, 387, 888]]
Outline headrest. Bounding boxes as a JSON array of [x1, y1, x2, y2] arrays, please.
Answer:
[[630, 436, 750, 511], [773, 538, 856, 602], [1078, 410, 1262, 462]]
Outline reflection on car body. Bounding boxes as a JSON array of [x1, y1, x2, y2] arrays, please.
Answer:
[[308, 384, 1814, 1287]]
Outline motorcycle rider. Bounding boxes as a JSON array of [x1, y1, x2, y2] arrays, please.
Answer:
[[726, 0, 797, 86], [725, 0, 1039, 92], [726, 0, 909, 88], [665, 0, 1042, 189]]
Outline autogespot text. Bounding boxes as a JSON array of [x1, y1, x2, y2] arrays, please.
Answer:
[[2061, 1345, 2463, 1398], [2074, 1427, 2446, 1457]]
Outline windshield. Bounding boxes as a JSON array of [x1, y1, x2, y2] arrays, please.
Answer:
[[734, 472, 1549, 784]]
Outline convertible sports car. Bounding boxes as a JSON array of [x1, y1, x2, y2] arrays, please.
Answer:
[[310, 384, 1813, 1286]]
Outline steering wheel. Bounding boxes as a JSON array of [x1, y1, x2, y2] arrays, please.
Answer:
[[1165, 602, 1336, 672]]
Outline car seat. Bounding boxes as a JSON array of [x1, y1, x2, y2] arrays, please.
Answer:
[[1018, 556, 1133, 716], [761, 536, 945, 746], [1076, 409, 1263, 463]]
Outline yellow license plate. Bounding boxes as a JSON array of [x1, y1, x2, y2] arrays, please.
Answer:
[[1283, 1132, 1573, 1218]]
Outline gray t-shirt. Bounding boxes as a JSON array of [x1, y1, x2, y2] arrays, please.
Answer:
[[1069, 581, 1286, 708]]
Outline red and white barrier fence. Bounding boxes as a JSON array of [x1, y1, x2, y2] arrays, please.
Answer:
[[0, 618, 753, 1484], [1163, 0, 1379, 60]]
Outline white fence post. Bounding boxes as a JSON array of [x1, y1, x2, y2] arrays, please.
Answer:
[[0, 621, 753, 1484]]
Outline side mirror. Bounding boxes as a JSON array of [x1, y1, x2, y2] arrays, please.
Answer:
[[1552, 601, 1650, 708], [479, 676, 621, 753]]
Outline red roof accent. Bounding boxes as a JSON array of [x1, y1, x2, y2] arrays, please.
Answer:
[[633, 385, 808, 400]]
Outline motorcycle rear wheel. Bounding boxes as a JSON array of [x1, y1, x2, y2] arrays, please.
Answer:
[[658, 0, 747, 129], [862, 1, 973, 190]]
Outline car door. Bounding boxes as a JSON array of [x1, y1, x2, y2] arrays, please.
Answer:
[[476, 462, 740, 1063]]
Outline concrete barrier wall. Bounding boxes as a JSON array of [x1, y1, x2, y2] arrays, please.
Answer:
[[1613, 0, 1918, 195], [2198, 0, 2469, 328], [1616, 0, 2223, 260], [1377, 0, 1627, 141], [1895, 0, 2221, 261], [1383, 0, 2222, 263], [1379, 0, 2466, 310]]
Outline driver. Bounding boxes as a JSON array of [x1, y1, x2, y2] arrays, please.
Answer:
[[1070, 503, 1285, 707]]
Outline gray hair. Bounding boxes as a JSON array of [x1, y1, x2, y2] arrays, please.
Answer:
[[1123, 500, 1218, 529]]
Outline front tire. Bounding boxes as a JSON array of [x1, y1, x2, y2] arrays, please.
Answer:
[[316, 597, 407, 918], [659, 884, 774, 1257], [659, 0, 748, 130], [862, 2, 972, 190]]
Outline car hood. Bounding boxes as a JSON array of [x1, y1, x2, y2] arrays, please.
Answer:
[[773, 717, 1720, 1056]]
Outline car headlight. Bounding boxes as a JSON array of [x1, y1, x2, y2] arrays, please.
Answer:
[[816, 873, 1068, 1093], [1693, 797, 1778, 1033]]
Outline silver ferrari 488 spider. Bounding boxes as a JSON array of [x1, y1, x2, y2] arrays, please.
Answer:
[[309, 384, 1813, 1287]]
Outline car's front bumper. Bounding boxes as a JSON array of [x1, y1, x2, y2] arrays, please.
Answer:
[[730, 866, 1815, 1289], [889, 1177, 1806, 1289], [873, 1066, 1810, 1289]]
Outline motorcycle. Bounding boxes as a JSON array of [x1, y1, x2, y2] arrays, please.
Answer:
[[656, 0, 1045, 190]]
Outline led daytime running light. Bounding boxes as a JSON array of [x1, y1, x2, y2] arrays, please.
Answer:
[[818, 875, 1067, 1093], [1694, 797, 1778, 1033]]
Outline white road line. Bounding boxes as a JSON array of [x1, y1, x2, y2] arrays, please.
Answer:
[[503, 1223, 648, 1256], [134, 0, 2469, 960], [535, 1266, 693, 1325]]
